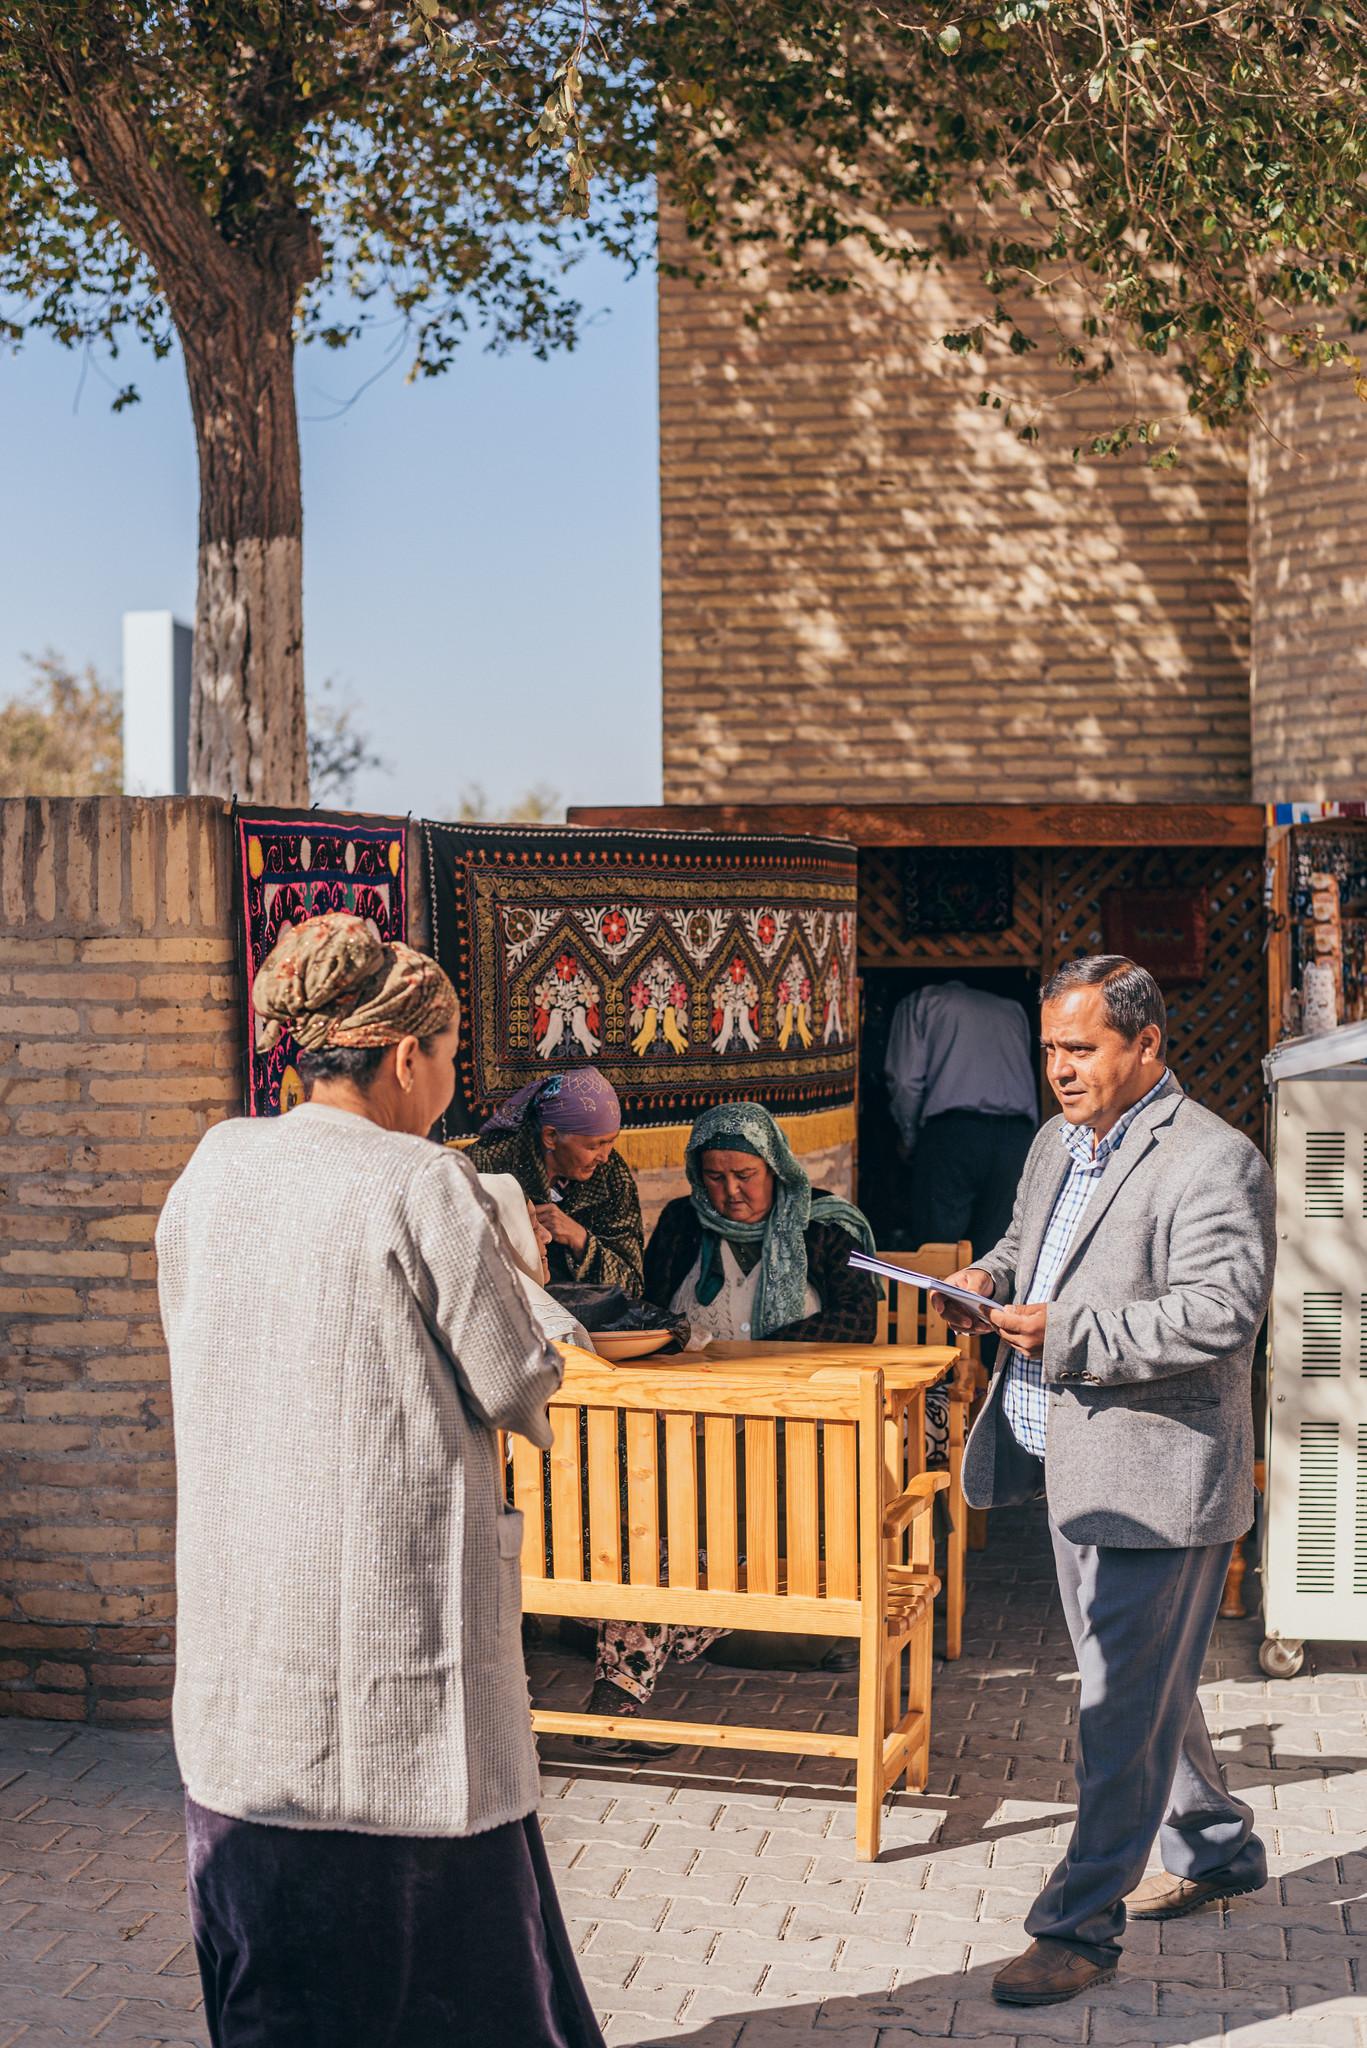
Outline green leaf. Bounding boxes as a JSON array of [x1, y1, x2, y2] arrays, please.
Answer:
[[938, 26, 961, 55]]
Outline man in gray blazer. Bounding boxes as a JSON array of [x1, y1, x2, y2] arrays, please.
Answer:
[[937, 955, 1275, 2007]]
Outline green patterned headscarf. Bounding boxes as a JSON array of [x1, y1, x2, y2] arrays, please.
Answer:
[[685, 1101, 878, 1336]]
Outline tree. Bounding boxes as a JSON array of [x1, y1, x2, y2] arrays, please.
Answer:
[[5, 7, 1365, 809], [454, 779, 562, 822], [0, 4, 648, 804], [307, 678, 389, 805], [636, 2, 1367, 460], [0, 649, 386, 802], [0, 654, 123, 797]]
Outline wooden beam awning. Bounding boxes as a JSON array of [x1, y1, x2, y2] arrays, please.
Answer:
[[566, 803, 1268, 849]]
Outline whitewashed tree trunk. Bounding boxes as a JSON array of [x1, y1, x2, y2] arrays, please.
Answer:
[[192, 534, 308, 804], [52, 85, 320, 805], [181, 285, 310, 804]]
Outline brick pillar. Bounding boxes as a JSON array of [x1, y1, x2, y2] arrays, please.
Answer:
[[1250, 367, 1367, 799], [0, 798, 240, 1722]]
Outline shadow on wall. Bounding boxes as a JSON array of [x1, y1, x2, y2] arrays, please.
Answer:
[[659, 214, 1250, 806]]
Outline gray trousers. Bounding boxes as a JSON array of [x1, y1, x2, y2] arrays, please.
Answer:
[[1027, 1515, 1267, 1960]]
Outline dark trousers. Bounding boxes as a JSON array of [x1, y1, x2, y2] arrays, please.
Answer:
[[905, 1110, 1035, 1261], [186, 1798, 605, 2048], [1027, 1520, 1266, 1961]]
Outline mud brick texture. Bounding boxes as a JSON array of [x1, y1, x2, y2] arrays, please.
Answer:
[[658, 214, 1367, 811], [657, 215, 1254, 809], [0, 799, 240, 1728], [2, 1505, 1365, 2046], [1250, 359, 1367, 802]]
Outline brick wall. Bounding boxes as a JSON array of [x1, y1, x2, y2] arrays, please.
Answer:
[[659, 220, 1251, 805], [1249, 364, 1367, 799], [0, 798, 239, 1723]]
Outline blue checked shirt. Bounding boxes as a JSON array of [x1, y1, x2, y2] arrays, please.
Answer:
[[1001, 1075, 1171, 1457]]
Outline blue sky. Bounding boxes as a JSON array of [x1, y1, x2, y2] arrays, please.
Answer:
[[0, 247, 662, 820]]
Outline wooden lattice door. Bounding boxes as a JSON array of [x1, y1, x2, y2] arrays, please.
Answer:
[[857, 843, 1265, 1142]]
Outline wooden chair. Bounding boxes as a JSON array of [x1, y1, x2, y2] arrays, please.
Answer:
[[873, 1240, 987, 1661], [514, 1349, 946, 1861], [904, 1238, 993, 1555]]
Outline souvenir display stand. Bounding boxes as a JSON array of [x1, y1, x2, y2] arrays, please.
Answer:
[[1266, 809, 1367, 1044]]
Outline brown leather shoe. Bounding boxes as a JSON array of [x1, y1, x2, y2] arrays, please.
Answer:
[[992, 1940, 1117, 2006], [1125, 1870, 1265, 1920]]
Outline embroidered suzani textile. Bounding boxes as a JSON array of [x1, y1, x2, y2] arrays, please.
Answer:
[[235, 806, 408, 1116], [422, 821, 858, 1133]]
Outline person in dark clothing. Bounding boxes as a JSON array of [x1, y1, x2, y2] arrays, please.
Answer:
[[885, 980, 1038, 1257], [643, 1112, 879, 1348]]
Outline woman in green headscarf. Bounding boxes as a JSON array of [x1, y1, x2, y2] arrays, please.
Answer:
[[644, 1100, 879, 1344], [576, 1102, 881, 1757]]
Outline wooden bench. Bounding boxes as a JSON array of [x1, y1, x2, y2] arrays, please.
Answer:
[[513, 1350, 946, 1861], [875, 1241, 988, 1660]]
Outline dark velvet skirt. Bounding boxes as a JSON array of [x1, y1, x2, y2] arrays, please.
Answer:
[[185, 1796, 605, 2048]]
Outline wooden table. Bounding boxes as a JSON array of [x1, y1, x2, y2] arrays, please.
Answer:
[[695, 1338, 958, 1389]]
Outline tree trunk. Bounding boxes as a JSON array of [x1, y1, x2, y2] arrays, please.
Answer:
[[178, 273, 310, 805], [38, 66, 320, 805]]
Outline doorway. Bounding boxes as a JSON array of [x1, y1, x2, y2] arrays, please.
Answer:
[[857, 965, 1042, 1247]]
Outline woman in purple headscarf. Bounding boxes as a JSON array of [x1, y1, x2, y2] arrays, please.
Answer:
[[466, 1069, 644, 1297]]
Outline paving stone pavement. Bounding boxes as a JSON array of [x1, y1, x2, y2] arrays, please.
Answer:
[[2, 1504, 1366, 2047]]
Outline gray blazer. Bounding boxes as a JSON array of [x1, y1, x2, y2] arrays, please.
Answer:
[[962, 1075, 1276, 1549]]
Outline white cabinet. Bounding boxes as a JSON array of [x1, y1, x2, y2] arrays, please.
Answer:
[[1262, 1031, 1367, 1676]]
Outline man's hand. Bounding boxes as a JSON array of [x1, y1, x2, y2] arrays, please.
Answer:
[[534, 1203, 588, 1256], [991, 1302, 1048, 1358], [932, 1265, 994, 1334]]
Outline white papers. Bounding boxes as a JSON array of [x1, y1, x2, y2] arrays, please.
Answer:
[[847, 1252, 998, 1331]]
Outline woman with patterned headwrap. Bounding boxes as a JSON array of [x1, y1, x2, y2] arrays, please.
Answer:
[[156, 912, 605, 2048], [466, 1068, 644, 1298]]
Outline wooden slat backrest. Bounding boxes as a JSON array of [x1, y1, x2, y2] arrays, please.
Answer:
[[536, 1352, 884, 1612], [585, 1408, 621, 1583], [549, 1405, 583, 1580], [912, 1241, 970, 1348], [664, 1414, 700, 1589], [875, 1241, 974, 1351], [784, 1419, 820, 1597], [703, 1416, 739, 1592], [822, 1420, 859, 1600], [509, 1432, 545, 1574], [624, 1410, 659, 1587], [745, 1419, 779, 1595]]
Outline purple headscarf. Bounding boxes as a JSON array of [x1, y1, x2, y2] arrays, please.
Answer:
[[480, 1068, 622, 1140]]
